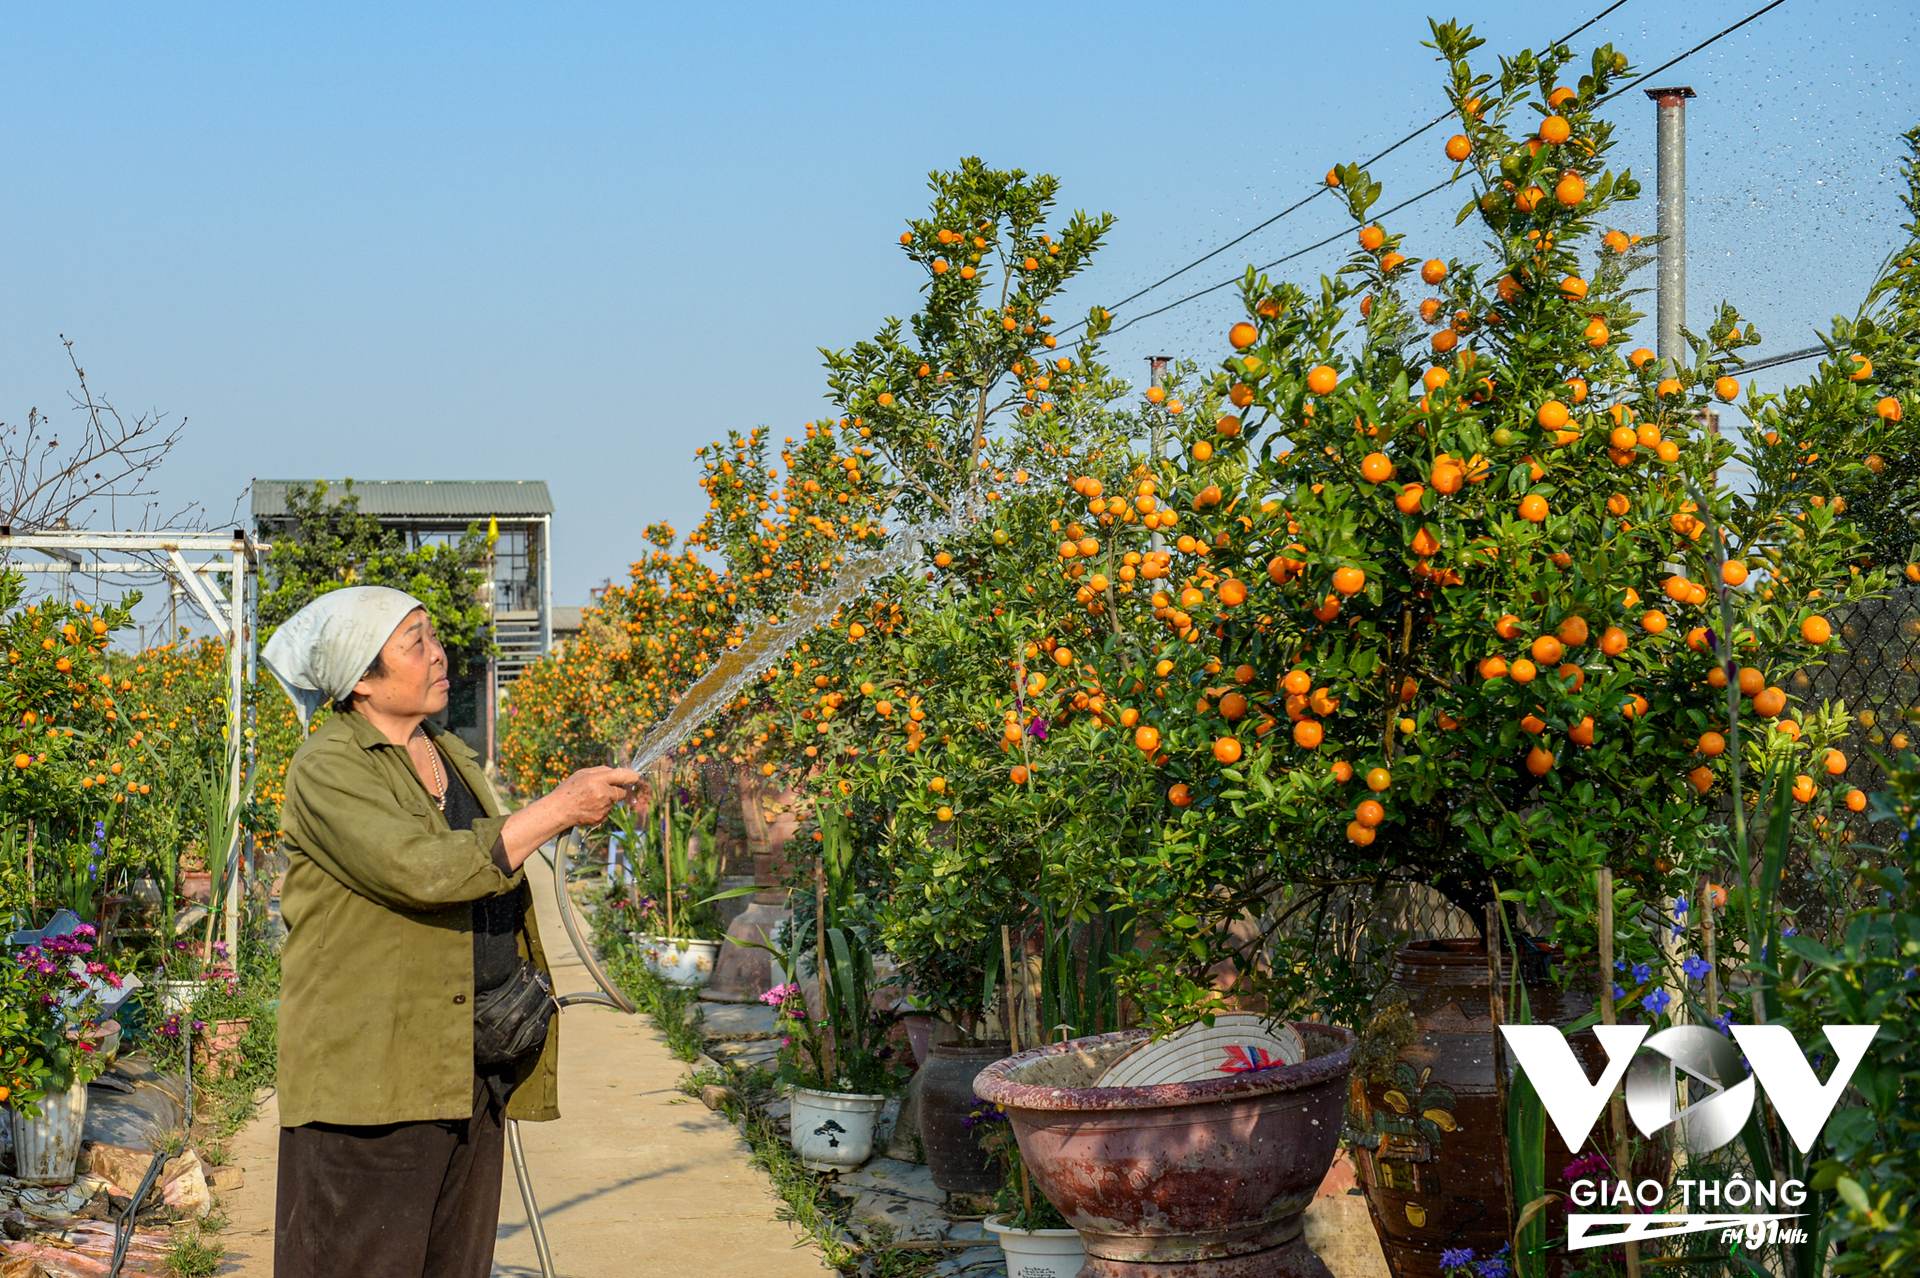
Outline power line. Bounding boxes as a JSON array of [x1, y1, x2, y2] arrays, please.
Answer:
[[1074, 0, 1795, 349], [1062, 0, 1635, 337], [1740, 344, 1825, 373], [1106, 179, 1456, 337], [1595, 0, 1791, 106]]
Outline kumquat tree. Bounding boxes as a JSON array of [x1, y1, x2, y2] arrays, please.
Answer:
[[1029, 24, 1879, 1024]]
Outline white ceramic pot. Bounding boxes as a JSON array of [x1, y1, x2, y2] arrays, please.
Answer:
[[984, 1215, 1087, 1278], [646, 938, 719, 988], [10, 1076, 90, 1185], [155, 978, 214, 1016], [789, 1087, 886, 1170]]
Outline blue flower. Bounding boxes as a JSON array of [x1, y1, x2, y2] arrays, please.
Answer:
[[1714, 1011, 1735, 1033], [1682, 956, 1711, 980], [1674, 896, 1689, 918], [1642, 989, 1672, 1015], [1631, 963, 1652, 984], [1782, 926, 1797, 938], [1613, 958, 1625, 971], [1476, 1248, 1513, 1278], [1440, 1249, 1476, 1272]]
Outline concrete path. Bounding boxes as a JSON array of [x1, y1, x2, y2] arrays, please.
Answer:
[[212, 847, 829, 1278]]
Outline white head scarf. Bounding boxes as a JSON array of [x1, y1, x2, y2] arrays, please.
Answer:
[[261, 586, 427, 729]]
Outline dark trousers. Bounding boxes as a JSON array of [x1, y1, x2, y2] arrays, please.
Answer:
[[275, 1076, 504, 1278]]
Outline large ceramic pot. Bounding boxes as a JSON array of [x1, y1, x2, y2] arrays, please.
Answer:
[[10, 1076, 90, 1185], [975, 1021, 1356, 1278], [918, 1039, 1011, 1195], [1349, 940, 1600, 1278]]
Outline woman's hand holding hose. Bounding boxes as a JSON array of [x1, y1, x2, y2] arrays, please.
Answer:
[[499, 766, 641, 871]]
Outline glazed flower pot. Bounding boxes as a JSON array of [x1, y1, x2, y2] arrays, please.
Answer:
[[986, 1215, 1087, 1278], [974, 1021, 1356, 1278], [154, 977, 215, 1016], [918, 1039, 1011, 1195], [789, 1086, 887, 1170], [646, 937, 719, 988], [10, 1076, 90, 1185]]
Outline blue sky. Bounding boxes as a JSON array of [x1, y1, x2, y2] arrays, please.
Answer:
[[1, 1, 1914, 616]]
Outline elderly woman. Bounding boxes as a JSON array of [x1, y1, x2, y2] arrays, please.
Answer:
[[262, 586, 637, 1277]]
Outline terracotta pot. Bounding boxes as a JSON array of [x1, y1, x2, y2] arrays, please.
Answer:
[[1349, 940, 1600, 1278], [903, 1013, 934, 1068], [198, 1018, 252, 1080], [702, 901, 792, 1004], [975, 1022, 1356, 1278], [917, 1040, 1011, 1195], [180, 870, 213, 904]]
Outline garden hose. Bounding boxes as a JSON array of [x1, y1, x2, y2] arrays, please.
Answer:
[[508, 829, 638, 1278], [104, 1148, 170, 1278]]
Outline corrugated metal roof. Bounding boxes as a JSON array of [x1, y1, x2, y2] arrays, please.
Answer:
[[252, 480, 553, 520]]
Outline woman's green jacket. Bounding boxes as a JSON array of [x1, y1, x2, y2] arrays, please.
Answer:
[[275, 711, 560, 1127]]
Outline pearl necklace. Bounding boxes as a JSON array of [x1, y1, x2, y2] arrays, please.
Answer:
[[416, 726, 448, 812]]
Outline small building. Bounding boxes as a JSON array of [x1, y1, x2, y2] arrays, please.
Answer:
[[251, 479, 554, 760]]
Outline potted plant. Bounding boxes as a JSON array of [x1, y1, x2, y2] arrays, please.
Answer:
[[631, 788, 725, 987], [770, 807, 905, 1170], [7, 922, 125, 1184], [970, 1097, 1085, 1278], [976, 1022, 1357, 1278]]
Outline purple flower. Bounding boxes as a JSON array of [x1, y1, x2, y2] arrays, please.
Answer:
[[1642, 989, 1671, 1016], [1564, 1152, 1611, 1179], [1475, 1250, 1512, 1278], [1713, 1011, 1735, 1033], [1631, 963, 1652, 984], [1027, 719, 1049, 741], [1682, 956, 1711, 980], [964, 1098, 1008, 1129], [1782, 926, 1797, 938]]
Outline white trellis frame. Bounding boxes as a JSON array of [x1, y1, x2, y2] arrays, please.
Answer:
[[0, 528, 270, 959]]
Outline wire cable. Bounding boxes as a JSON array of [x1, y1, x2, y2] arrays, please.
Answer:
[[1595, 0, 1791, 106], [1105, 178, 1456, 337], [1072, 0, 1797, 347], [1739, 344, 1826, 374], [1061, 0, 1635, 336]]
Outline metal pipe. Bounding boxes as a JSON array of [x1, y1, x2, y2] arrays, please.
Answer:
[[507, 1119, 557, 1278], [1147, 356, 1171, 554], [1645, 87, 1695, 368]]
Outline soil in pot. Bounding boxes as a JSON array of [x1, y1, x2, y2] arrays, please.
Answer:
[[975, 1021, 1356, 1278], [916, 1039, 1010, 1196], [1349, 939, 1611, 1278]]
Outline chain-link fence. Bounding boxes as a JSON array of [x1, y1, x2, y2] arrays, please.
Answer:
[[1796, 582, 1920, 821]]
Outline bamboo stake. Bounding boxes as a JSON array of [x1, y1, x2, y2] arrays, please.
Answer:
[[1001, 925, 1021, 1054], [1487, 901, 1515, 1242], [1701, 874, 1719, 1021], [1597, 868, 1642, 1278]]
